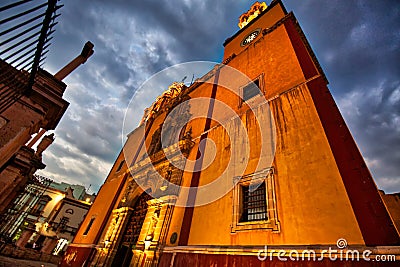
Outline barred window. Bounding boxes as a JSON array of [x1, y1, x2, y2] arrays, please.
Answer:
[[240, 182, 267, 222], [31, 195, 51, 216], [232, 168, 279, 232]]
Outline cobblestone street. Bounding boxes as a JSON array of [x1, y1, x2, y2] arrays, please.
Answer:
[[0, 255, 57, 267]]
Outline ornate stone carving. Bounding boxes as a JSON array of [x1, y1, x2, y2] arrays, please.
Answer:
[[145, 208, 160, 241], [121, 193, 152, 246], [140, 82, 186, 126], [238, 2, 267, 29], [148, 127, 162, 156], [103, 210, 123, 247], [119, 134, 194, 209]]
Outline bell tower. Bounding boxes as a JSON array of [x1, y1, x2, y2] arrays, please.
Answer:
[[221, 0, 399, 246]]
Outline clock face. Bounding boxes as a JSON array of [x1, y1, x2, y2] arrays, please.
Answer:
[[241, 29, 261, 47]]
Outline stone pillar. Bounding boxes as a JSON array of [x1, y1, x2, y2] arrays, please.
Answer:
[[0, 146, 46, 214], [0, 100, 42, 168], [0, 134, 53, 214], [54, 41, 94, 81]]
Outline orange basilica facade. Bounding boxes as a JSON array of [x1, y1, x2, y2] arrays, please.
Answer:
[[61, 1, 400, 266]]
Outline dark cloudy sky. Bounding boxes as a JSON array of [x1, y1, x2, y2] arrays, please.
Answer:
[[27, 0, 400, 194]]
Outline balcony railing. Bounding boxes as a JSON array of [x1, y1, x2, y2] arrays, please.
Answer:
[[0, 0, 63, 113]]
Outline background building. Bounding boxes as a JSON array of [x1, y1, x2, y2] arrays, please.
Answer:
[[0, 174, 95, 258], [0, 0, 93, 215], [62, 1, 400, 266]]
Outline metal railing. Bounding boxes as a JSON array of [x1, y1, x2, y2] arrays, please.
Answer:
[[0, 0, 63, 114]]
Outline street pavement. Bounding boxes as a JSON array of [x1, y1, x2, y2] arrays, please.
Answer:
[[0, 255, 57, 267]]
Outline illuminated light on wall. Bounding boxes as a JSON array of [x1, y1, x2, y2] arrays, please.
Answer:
[[144, 240, 151, 251], [238, 2, 268, 29], [54, 193, 65, 204], [53, 238, 69, 255]]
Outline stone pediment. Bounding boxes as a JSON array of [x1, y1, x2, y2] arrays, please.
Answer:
[[120, 137, 194, 207]]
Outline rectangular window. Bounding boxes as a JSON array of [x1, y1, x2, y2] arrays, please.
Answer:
[[242, 78, 261, 101], [241, 182, 267, 222], [31, 195, 51, 216], [32, 201, 46, 215], [83, 217, 95, 235], [231, 168, 279, 233], [116, 160, 125, 172]]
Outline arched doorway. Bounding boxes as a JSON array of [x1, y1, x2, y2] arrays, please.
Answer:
[[112, 191, 152, 267]]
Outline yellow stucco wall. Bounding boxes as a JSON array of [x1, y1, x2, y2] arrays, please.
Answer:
[[184, 83, 364, 246], [167, 7, 364, 246]]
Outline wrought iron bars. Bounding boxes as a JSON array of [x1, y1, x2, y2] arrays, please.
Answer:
[[0, 0, 63, 114]]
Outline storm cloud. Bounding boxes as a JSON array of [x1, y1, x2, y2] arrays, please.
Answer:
[[30, 0, 400, 193]]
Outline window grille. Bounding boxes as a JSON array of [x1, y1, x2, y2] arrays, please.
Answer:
[[241, 182, 267, 222]]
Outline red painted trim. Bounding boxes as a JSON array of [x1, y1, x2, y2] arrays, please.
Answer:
[[178, 69, 221, 246], [59, 246, 92, 267], [284, 13, 399, 245], [158, 252, 173, 267], [284, 18, 318, 80], [162, 252, 399, 267], [307, 77, 400, 245], [140, 252, 147, 267]]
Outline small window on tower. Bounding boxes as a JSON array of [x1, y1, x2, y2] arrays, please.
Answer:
[[116, 160, 125, 172], [242, 79, 261, 101], [240, 75, 264, 107]]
